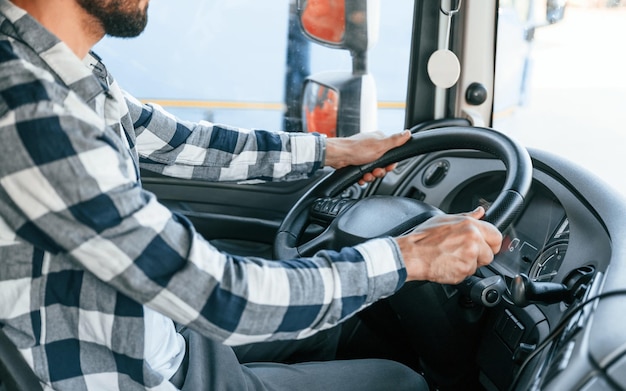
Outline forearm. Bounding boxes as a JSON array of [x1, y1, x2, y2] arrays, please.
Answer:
[[126, 95, 326, 182], [68, 205, 405, 344]]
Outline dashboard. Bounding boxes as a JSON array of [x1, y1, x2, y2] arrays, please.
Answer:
[[362, 148, 626, 390]]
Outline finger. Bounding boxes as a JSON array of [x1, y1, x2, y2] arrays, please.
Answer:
[[476, 241, 496, 267], [358, 166, 393, 185], [394, 129, 411, 146], [463, 207, 504, 254], [358, 172, 375, 185], [384, 163, 398, 172], [460, 206, 486, 219], [372, 167, 386, 178], [487, 229, 503, 253], [382, 130, 411, 152], [475, 220, 503, 254]]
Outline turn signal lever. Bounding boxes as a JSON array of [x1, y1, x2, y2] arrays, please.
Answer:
[[510, 267, 595, 307], [456, 275, 508, 307], [510, 274, 568, 307]]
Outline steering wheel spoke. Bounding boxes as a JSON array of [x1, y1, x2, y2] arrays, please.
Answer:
[[297, 228, 335, 257]]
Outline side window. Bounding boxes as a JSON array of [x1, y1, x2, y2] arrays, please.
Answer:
[[95, 0, 292, 130], [371, 0, 415, 133], [493, 3, 626, 196], [493, 0, 534, 114], [95, 0, 414, 134]]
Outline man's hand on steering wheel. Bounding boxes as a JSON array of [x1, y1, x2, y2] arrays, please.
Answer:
[[396, 207, 503, 285], [324, 130, 411, 185]]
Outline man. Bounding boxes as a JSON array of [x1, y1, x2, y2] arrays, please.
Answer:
[[0, 0, 502, 390]]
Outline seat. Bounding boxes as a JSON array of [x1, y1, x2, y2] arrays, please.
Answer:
[[0, 328, 43, 391]]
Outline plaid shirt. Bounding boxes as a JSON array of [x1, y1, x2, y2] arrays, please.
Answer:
[[0, 1, 407, 390]]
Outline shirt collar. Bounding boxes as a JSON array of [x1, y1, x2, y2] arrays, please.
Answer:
[[0, 0, 108, 103]]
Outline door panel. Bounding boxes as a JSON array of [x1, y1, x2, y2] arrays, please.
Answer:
[[140, 168, 332, 257]]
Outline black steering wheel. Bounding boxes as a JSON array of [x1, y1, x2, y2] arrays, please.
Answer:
[[274, 126, 532, 260]]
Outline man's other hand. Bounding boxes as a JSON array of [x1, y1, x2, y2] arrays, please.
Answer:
[[324, 130, 411, 185]]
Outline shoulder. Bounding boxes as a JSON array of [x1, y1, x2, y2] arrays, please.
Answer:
[[0, 37, 61, 117]]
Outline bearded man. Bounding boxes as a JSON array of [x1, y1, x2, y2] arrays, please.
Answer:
[[0, 0, 501, 390]]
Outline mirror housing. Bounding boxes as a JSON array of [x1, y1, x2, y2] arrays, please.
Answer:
[[301, 71, 377, 137], [297, 0, 380, 53]]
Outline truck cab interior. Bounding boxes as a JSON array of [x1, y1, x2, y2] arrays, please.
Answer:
[[1, 1, 625, 390]]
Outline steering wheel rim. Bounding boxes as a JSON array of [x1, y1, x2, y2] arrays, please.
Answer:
[[274, 126, 533, 260]]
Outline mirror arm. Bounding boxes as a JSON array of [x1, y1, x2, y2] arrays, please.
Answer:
[[351, 50, 368, 74]]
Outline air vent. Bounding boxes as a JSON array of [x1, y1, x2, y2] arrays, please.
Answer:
[[422, 159, 450, 187]]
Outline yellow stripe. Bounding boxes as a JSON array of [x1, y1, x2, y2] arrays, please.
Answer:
[[378, 101, 406, 109], [141, 99, 406, 110], [142, 99, 284, 110]]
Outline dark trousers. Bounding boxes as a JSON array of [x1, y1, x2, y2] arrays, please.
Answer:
[[170, 326, 428, 391]]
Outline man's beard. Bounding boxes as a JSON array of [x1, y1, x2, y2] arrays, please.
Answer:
[[77, 0, 148, 38]]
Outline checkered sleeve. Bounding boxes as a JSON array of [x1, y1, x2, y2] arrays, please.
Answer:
[[124, 93, 326, 182], [0, 61, 406, 346]]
